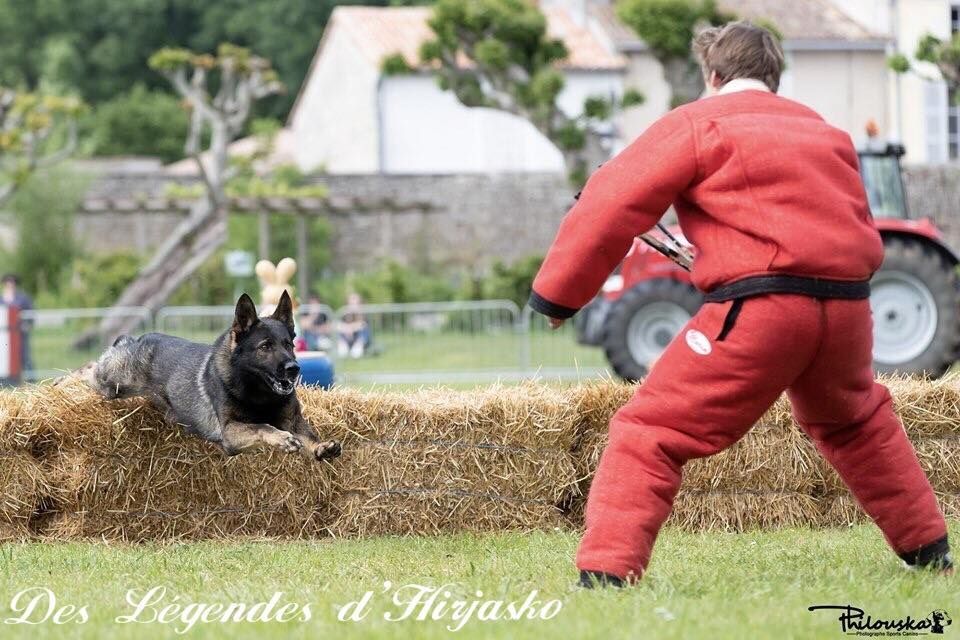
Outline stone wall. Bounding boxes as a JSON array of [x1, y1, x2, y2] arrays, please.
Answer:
[[69, 163, 960, 271], [74, 170, 576, 272], [903, 165, 960, 249]]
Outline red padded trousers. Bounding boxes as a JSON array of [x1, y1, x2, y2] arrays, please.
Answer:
[[576, 294, 947, 580]]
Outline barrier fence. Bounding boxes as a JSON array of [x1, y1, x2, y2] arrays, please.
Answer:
[[19, 300, 612, 385]]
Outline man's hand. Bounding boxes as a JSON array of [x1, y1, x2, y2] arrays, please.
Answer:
[[548, 318, 565, 330]]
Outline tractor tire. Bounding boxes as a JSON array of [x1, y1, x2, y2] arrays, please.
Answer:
[[602, 279, 703, 381], [870, 236, 960, 377]]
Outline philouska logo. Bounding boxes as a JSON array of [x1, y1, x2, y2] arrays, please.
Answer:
[[808, 604, 952, 636]]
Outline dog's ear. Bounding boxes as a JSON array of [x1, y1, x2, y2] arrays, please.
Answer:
[[271, 289, 295, 335], [232, 293, 259, 338]]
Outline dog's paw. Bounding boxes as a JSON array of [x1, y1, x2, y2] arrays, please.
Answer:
[[314, 440, 342, 461], [277, 432, 303, 454]]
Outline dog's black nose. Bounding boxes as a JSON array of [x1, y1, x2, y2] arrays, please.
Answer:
[[284, 361, 301, 379]]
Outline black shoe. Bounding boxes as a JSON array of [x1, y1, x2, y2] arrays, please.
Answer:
[[899, 535, 954, 573], [578, 570, 625, 589]]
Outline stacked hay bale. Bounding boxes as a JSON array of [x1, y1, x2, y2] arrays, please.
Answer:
[[2, 376, 958, 540], [0, 392, 48, 540], [23, 380, 339, 541], [300, 385, 579, 537], [16, 380, 579, 541]]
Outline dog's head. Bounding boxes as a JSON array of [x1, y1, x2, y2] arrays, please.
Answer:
[[229, 290, 300, 396]]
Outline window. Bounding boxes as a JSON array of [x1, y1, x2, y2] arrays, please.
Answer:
[[950, 90, 959, 160], [951, 6, 960, 159]]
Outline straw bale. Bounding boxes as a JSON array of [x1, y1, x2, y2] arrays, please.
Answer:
[[0, 450, 46, 540], [328, 489, 566, 537], [823, 491, 960, 527], [331, 440, 576, 504], [3, 376, 959, 541], [300, 383, 581, 450], [667, 491, 824, 532]]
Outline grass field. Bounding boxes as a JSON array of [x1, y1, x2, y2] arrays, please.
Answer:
[[1, 524, 956, 639]]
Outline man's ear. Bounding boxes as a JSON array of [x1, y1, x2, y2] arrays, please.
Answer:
[[709, 70, 723, 90], [232, 293, 259, 338], [271, 289, 295, 334]]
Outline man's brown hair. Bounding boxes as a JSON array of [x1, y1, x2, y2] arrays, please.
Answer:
[[693, 21, 785, 93]]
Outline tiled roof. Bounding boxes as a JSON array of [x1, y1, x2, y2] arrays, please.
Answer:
[[329, 5, 625, 70], [593, 0, 886, 50]]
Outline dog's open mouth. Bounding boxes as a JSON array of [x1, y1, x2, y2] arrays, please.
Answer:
[[268, 375, 297, 396]]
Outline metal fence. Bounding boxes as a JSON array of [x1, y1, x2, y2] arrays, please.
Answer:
[[21, 300, 612, 385]]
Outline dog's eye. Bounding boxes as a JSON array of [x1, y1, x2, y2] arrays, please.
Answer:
[[258, 341, 272, 351]]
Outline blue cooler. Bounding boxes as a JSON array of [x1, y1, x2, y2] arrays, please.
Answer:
[[297, 352, 335, 389]]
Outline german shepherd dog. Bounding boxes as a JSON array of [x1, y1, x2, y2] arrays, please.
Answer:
[[85, 291, 341, 461]]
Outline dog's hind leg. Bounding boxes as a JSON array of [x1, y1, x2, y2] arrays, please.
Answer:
[[220, 421, 304, 456], [89, 338, 146, 400]]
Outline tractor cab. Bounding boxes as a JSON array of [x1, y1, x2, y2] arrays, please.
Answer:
[[858, 143, 909, 220]]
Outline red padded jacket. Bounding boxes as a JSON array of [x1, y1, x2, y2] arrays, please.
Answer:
[[530, 90, 885, 318]]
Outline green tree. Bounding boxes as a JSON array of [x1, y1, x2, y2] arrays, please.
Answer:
[[0, 0, 400, 122], [889, 32, 960, 97], [616, 0, 734, 106], [410, 0, 643, 185], [89, 43, 283, 342], [88, 85, 191, 162], [0, 166, 86, 296], [0, 87, 83, 205]]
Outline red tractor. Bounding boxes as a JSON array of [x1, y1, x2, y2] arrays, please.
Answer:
[[575, 143, 960, 380]]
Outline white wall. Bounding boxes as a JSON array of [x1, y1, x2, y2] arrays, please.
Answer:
[[617, 48, 889, 149], [831, 0, 893, 34], [379, 70, 623, 174], [289, 24, 381, 173], [787, 49, 890, 143], [618, 51, 672, 146]]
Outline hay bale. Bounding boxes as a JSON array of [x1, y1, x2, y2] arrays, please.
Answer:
[[667, 491, 824, 532], [332, 441, 576, 504], [887, 377, 960, 438], [4, 376, 960, 541], [0, 391, 49, 540], [823, 491, 960, 527], [300, 383, 582, 450], [23, 380, 337, 541], [329, 490, 566, 537], [0, 451, 46, 540], [21, 380, 578, 540]]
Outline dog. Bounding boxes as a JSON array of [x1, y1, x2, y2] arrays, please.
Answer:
[[85, 290, 341, 462]]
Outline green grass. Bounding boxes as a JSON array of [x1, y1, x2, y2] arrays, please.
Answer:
[[1, 524, 956, 639]]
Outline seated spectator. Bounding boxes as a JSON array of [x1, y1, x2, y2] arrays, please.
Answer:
[[300, 294, 334, 351], [337, 292, 371, 358]]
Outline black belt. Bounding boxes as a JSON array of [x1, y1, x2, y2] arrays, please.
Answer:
[[703, 275, 871, 303]]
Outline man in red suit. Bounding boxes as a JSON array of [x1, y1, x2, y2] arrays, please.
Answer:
[[529, 22, 951, 586]]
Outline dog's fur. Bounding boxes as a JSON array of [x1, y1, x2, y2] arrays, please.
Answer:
[[85, 291, 341, 461]]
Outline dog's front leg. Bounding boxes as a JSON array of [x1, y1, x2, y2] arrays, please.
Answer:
[[220, 421, 303, 456], [284, 412, 342, 462]]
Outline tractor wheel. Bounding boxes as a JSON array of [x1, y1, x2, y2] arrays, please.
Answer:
[[870, 236, 960, 377], [602, 279, 703, 381]]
